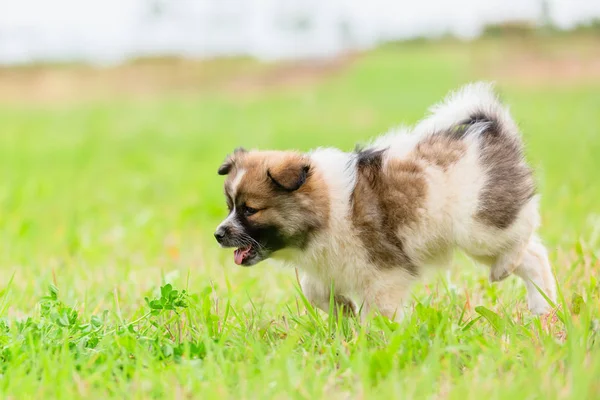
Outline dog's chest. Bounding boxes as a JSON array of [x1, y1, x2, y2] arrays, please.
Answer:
[[298, 234, 373, 294]]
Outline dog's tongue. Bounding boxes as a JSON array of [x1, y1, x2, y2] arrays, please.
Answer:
[[234, 246, 252, 265]]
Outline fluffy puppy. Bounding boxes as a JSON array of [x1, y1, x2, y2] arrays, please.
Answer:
[[214, 82, 557, 320]]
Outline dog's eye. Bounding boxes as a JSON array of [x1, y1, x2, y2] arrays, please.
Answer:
[[244, 206, 259, 217]]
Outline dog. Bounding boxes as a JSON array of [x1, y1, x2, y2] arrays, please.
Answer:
[[214, 82, 557, 321]]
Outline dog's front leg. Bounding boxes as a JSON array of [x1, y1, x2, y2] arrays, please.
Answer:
[[361, 274, 414, 322], [299, 273, 357, 317]]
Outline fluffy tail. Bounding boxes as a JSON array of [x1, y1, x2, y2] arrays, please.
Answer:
[[415, 82, 520, 137]]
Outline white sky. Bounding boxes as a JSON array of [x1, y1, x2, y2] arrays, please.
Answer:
[[0, 0, 598, 64]]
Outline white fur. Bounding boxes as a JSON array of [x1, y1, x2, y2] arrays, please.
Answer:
[[215, 169, 246, 239], [230, 168, 246, 196], [276, 82, 556, 321], [215, 209, 243, 245], [413, 81, 519, 137]]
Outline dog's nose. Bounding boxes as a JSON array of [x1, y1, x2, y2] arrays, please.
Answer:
[[214, 227, 227, 242]]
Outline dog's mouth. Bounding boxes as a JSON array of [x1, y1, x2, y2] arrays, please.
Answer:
[[233, 245, 257, 266]]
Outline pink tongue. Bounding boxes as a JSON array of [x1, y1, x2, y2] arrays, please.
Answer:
[[234, 246, 252, 265]]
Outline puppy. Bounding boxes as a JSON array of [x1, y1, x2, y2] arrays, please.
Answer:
[[214, 82, 557, 321]]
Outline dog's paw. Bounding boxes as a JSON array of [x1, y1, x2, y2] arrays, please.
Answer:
[[528, 295, 552, 315], [529, 303, 551, 315], [489, 266, 511, 282], [334, 295, 358, 317]]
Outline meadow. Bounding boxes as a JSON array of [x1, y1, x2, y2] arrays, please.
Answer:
[[0, 35, 599, 398]]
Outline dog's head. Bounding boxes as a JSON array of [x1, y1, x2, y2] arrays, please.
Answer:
[[214, 148, 329, 266]]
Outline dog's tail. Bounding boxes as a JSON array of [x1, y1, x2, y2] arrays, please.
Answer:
[[415, 81, 520, 138]]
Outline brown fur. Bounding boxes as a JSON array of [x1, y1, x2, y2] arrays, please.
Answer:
[[414, 134, 467, 170], [351, 149, 427, 274], [223, 151, 330, 249], [350, 131, 467, 273]]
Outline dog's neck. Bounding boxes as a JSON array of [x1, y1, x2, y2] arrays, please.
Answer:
[[271, 149, 361, 270], [309, 148, 357, 230]]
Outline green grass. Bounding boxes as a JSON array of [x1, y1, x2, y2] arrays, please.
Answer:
[[1, 38, 599, 399]]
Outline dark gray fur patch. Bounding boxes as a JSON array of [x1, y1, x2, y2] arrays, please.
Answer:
[[355, 147, 385, 183], [468, 116, 536, 229]]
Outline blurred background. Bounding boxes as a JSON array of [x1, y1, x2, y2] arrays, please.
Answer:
[[1, 0, 599, 63], [1, 1, 599, 313]]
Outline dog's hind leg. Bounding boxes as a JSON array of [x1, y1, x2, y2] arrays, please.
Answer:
[[513, 235, 557, 315], [479, 234, 556, 315], [489, 241, 528, 283]]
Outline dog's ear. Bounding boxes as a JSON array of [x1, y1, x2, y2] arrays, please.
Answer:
[[218, 147, 247, 175], [267, 154, 311, 192], [217, 158, 233, 175]]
